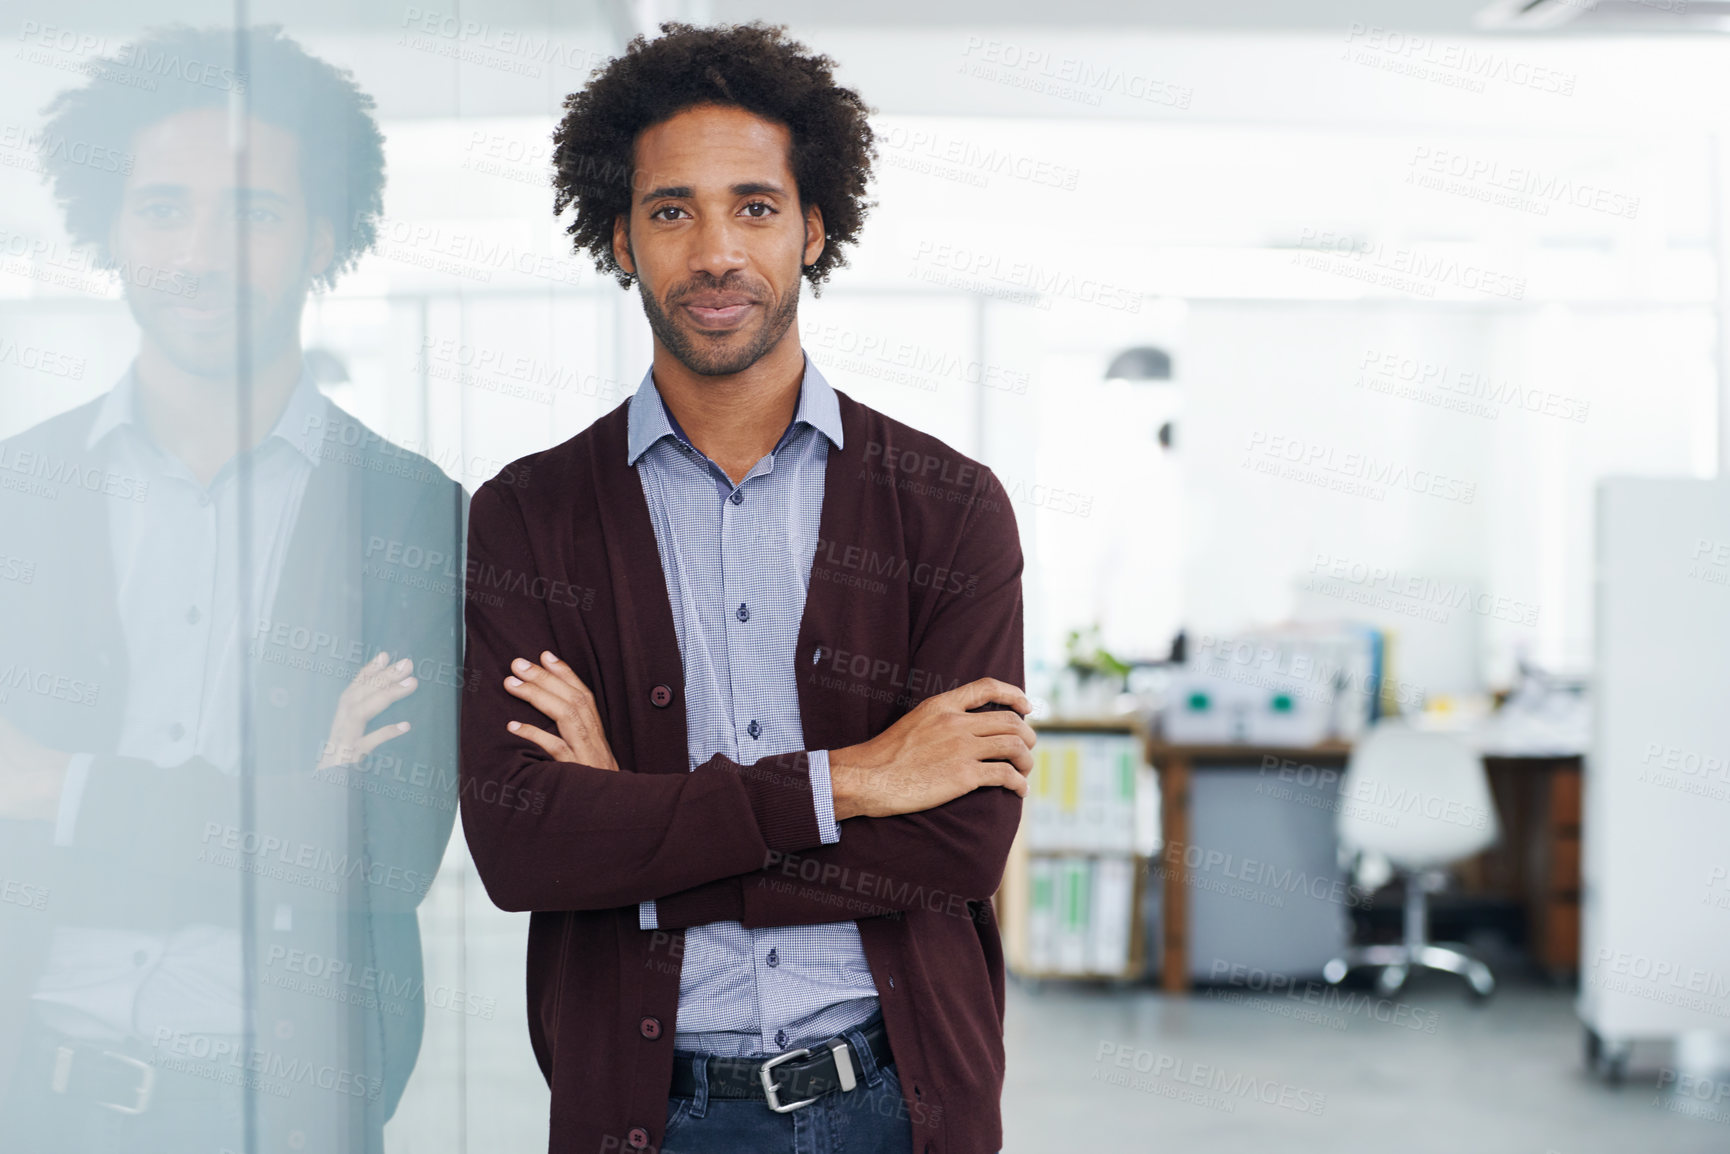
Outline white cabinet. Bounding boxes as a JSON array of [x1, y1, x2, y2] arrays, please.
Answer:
[[1582, 477, 1730, 1077]]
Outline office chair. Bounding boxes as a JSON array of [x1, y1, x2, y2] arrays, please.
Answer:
[[1322, 722, 1501, 998]]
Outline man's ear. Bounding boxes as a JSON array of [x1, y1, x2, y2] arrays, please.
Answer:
[[612, 213, 635, 277], [308, 217, 336, 283], [802, 203, 825, 270]]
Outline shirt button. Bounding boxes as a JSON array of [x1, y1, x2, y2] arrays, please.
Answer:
[[775, 1029, 788, 1049], [650, 684, 673, 708], [812, 646, 823, 665], [168, 722, 186, 741], [185, 605, 201, 625], [729, 490, 744, 505], [198, 493, 212, 508], [639, 1016, 662, 1040], [132, 950, 149, 968], [626, 1127, 650, 1149], [736, 603, 750, 622], [766, 948, 779, 968], [747, 720, 761, 740]]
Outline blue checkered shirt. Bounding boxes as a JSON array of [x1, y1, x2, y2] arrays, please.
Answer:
[[629, 352, 881, 1057]]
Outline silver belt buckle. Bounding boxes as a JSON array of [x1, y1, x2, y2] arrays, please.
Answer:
[[51, 1045, 156, 1115], [759, 1048, 819, 1113], [98, 1051, 156, 1115]]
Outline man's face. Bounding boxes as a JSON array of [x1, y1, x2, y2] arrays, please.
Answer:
[[110, 107, 333, 379], [612, 102, 825, 377]]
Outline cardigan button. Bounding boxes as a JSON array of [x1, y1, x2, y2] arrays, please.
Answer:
[[650, 684, 673, 708], [639, 1016, 662, 1039], [626, 1127, 650, 1148]]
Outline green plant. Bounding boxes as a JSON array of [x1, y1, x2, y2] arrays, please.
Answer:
[[1063, 624, 1130, 680]]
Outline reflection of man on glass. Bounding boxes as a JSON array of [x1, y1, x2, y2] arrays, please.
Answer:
[[0, 25, 461, 1154], [463, 22, 1031, 1154]]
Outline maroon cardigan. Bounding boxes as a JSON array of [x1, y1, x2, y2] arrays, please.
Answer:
[[459, 386, 1025, 1153]]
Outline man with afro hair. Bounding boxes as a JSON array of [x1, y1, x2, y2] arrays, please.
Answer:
[[460, 20, 1028, 1154]]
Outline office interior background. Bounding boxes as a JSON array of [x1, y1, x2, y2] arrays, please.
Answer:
[[1, 0, 1728, 1150]]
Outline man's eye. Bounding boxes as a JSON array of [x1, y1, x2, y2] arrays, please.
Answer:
[[650, 205, 687, 221], [742, 201, 775, 217], [137, 202, 183, 224]]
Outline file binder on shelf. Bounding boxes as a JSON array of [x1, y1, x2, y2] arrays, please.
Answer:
[[997, 719, 1153, 983]]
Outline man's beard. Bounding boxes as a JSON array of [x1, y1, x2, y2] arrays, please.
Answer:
[[128, 275, 306, 381], [637, 269, 800, 377]]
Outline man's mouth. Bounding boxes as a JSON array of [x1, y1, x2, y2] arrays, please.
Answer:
[[168, 302, 232, 323], [680, 299, 756, 330]]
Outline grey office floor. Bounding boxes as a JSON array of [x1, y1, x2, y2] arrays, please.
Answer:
[[1002, 975, 1724, 1154]]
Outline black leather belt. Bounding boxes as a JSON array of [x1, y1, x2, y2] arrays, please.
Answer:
[[669, 1016, 892, 1113], [17, 1025, 225, 1118]]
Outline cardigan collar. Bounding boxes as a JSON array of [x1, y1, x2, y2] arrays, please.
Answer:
[[624, 348, 845, 466]]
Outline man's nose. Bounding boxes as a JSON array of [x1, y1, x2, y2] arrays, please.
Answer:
[[687, 214, 748, 278], [172, 208, 237, 276]]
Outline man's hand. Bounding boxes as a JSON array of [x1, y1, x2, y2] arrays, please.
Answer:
[[0, 714, 73, 821], [503, 652, 620, 770], [317, 651, 419, 771], [829, 677, 1036, 821]]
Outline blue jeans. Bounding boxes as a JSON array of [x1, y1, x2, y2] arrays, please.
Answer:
[[661, 1020, 918, 1154]]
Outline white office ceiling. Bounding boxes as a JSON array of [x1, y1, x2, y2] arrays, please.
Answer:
[[712, 0, 1727, 34], [713, 0, 1495, 33], [27, 0, 1730, 36]]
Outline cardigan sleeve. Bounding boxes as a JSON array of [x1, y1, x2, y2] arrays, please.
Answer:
[[459, 477, 832, 914], [650, 466, 1027, 930]]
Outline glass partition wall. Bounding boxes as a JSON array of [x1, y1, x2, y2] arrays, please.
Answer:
[[0, 6, 618, 1151]]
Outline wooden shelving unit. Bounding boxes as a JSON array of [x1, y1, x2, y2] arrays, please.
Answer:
[[996, 717, 1153, 983]]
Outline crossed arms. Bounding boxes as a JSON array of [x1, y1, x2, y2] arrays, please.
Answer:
[[457, 474, 1034, 930]]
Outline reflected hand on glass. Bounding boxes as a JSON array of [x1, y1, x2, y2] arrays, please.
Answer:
[[315, 651, 418, 771], [0, 714, 72, 821], [504, 652, 619, 770]]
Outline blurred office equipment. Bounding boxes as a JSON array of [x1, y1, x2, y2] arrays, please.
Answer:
[[1481, 655, 1592, 757], [1322, 723, 1502, 998], [1581, 477, 1730, 1081], [1163, 625, 1383, 744], [1290, 573, 1489, 704]]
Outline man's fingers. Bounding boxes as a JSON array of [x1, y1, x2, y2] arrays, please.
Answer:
[[349, 672, 419, 722], [978, 760, 1030, 798], [540, 652, 597, 701], [976, 733, 1034, 776], [353, 720, 412, 760], [317, 719, 410, 770], [944, 677, 1032, 717], [505, 665, 576, 719], [967, 710, 1037, 749], [506, 719, 577, 763], [343, 653, 405, 700]]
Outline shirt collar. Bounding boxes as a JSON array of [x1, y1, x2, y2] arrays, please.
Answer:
[[88, 362, 327, 466], [626, 349, 845, 467]]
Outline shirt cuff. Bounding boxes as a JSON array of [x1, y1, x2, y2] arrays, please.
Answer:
[[638, 900, 659, 931], [53, 753, 93, 848], [809, 749, 840, 845]]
